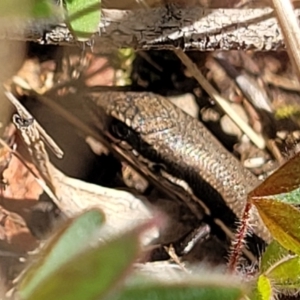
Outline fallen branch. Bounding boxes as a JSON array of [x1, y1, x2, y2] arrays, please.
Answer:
[[0, 6, 296, 51]]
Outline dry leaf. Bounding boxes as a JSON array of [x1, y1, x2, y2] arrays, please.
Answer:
[[2, 155, 43, 202], [50, 164, 157, 244], [0, 152, 40, 252]]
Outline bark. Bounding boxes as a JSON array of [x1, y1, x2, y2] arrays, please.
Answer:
[[0, 5, 297, 51]]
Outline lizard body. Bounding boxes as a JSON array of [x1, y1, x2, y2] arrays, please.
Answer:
[[87, 91, 271, 243]]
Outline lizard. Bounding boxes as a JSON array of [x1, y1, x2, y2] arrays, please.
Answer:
[[85, 91, 271, 250]]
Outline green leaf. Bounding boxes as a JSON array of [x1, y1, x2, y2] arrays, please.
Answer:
[[267, 255, 300, 291], [0, 0, 60, 18], [20, 223, 142, 300], [31, 0, 58, 18], [250, 152, 300, 198], [252, 198, 300, 255], [111, 282, 245, 300], [275, 104, 300, 120], [110, 274, 246, 300], [251, 275, 272, 300], [65, 0, 101, 41], [18, 209, 105, 299], [268, 188, 300, 205], [257, 241, 300, 297], [260, 240, 289, 273]]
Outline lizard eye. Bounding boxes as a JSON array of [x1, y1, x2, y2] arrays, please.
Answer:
[[110, 119, 132, 139], [110, 118, 141, 150]]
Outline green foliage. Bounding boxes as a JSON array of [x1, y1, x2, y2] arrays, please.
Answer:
[[19, 219, 141, 300], [16, 209, 246, 300], [253, 241, 300, 299], [0, 0, 101, 41], [249, 152, 300, 298], [252, 275, 272, 300], [113, 282, 245, 300], [275, 104, 300, 120], [113, 48, 136, 85], [18, 209, 105, 299], [64, 0, 101, 41], [260, 240, 289, 273]]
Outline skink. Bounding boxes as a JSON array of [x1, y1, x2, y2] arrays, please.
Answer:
[[87, 91, 271, 243]]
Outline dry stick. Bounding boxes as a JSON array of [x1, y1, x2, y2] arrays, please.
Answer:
[[271, 0, 300, 81], [3, 90, 61, 203], [212, 55, 289, 163], [0, 7, 294, 51], [4, 89, 64, 159], [213, 54, 273, 113], [173, 48, 266, 149]]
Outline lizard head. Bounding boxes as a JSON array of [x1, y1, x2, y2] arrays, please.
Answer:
[[89, 91, 176, 136]]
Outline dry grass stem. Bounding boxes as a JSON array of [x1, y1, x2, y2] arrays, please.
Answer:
[[173, 49, 266, 149]]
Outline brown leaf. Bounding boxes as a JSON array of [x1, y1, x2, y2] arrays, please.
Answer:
[[2, 155, 43, 201], [0, 149, 41, 253], [252, 198, 300, 256], [250, 152, 300, 198], [0, 206, 37, 252]]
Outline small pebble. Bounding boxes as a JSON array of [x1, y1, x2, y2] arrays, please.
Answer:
[[243, 157, 266, 169], [168, 93, 199, 118], [276, 130, 288, 140]]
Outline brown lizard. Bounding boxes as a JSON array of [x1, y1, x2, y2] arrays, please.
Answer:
[[86, 91, 271, 245]]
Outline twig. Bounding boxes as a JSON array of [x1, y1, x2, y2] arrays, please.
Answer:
[[173, 49, 266, 149], [3, 89, 64, 204], [263, 70, 300, 92], [4, 89, 63, 159], [213, 54, 273, 113], [271, 0, 300, 80]]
